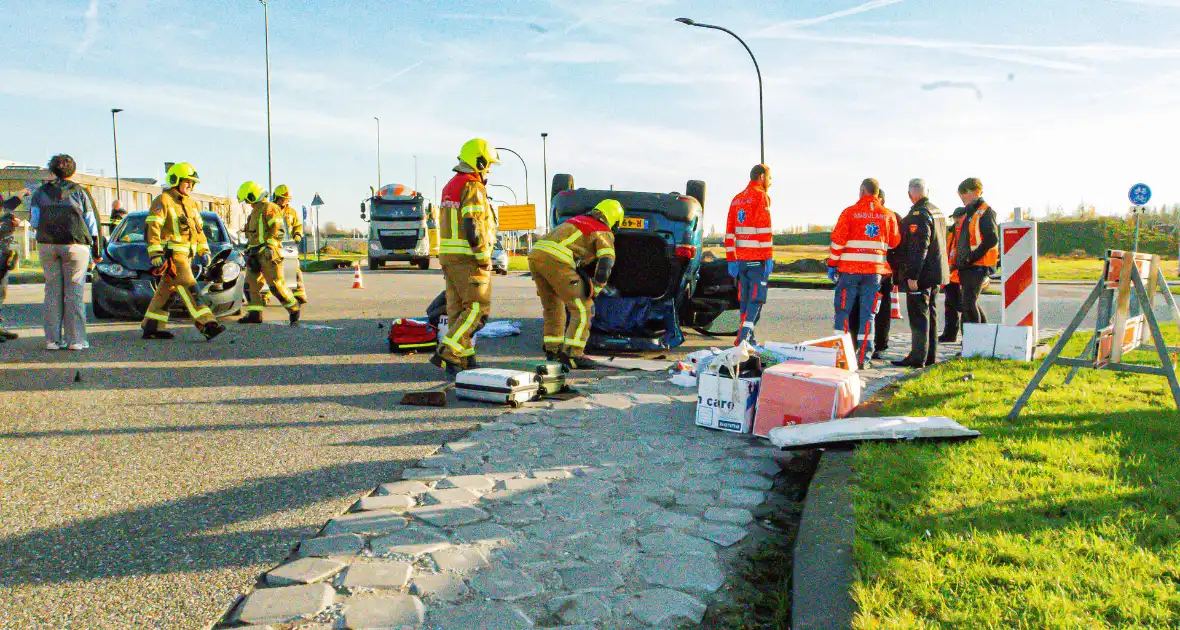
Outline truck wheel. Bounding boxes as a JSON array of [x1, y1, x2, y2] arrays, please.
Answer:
[[417, 258, 431, 270], [368, 257, 380, 271], [686, 180, 706, 208], [552, 174, 575, 199]]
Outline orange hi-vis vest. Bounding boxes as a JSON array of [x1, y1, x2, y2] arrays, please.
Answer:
[[828, 195, 901, 275], [966, 202, 999, 268], [725, 180, 773, 261]]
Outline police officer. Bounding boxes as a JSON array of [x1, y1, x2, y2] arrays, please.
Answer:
[[431, 138, 498, 376], [891, 179, 949, 368], [529, 199, 622, 370], [142, 162, 226, 341], [237, 181, 300, 325], [953, 177, 999, 326], [272, 184, 307, 304]]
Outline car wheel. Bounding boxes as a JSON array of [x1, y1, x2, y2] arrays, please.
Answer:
[[686, 179, 706, 208], [91, 296, 113, 320], [368, 257, 380, 271], [552, 174, 575, 199], [417, 258, 431, 270]]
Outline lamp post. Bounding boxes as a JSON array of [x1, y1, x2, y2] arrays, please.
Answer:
[[110, 108, 123, 213], [260, 0, 273, 192], [413, 154, 418, 192], [374, 117, 382, 189], [494, 147, 529, 206], [541, 132, 549, 231], [675, 17, 765, 164], [489, 184, 518, 205]]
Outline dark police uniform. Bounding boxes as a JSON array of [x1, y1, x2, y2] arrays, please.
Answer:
[[895, 197, 949, 366]]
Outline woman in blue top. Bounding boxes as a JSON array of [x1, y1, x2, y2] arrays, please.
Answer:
[[28, 154, 101, 351]]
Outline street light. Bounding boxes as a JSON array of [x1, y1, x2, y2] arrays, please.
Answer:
[[541, 132, 549, 231], [489, 183, 518, 204], [413, 154, 418, 192], [260, 0, 273, 192], [374, 117, 382, 189], [110, 108, 123, 212], [494, 147, 529, 206], [676, 17, 765, 164]]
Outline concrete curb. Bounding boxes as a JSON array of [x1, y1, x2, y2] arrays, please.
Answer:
[[791, 449, 855, 630]]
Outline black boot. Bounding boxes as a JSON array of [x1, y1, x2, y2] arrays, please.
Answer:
[[545, 350, 560, 362], [570, 355, 608, 370], [0, 327, 17, 341], [890, 356, 924, 368], [202, 321, 227, 341], [557, 351, 577, 371], [466, 355, 480, 370], [142, 320, 175, 340], [430, 351, 464, 378], [238, 311, 263, 324], [289, 308, 301, 326]]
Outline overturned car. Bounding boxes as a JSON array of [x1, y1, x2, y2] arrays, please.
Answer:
[[91, 211, 247, 320], [550, 175, 739, 352]]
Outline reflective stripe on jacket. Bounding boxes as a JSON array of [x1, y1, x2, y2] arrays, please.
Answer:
[[244, 201, 285, 252], [828, 194, 901, 275], [145, 188, 209, 257], [533, 214, 615, 268], [439, 172, 493, 261], [725, 180, 773, 261], [279, 201, 304, 241]]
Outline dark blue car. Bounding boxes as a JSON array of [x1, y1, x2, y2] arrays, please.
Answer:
[[91, 211, 247, 320], [550, 175, 738, 352]]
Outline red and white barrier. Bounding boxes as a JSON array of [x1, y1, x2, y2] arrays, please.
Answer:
[[1001, 209, 1038, 340]]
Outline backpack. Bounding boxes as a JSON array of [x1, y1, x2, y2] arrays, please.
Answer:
[[389, 318, 439, 353]]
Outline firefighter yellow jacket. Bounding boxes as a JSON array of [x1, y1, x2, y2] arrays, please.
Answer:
[[145, 188, 210, 257], [244, 201, 285, 254], [533, 213, 615, 268]]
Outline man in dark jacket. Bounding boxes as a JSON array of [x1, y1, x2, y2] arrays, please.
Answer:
[[892, 179, 949, 367], [953, 177, 999, 326]]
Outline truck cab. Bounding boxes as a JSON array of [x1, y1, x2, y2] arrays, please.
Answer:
[[361, 184, 438, 270]]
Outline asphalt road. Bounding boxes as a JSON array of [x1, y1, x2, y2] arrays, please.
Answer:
[[0, 267, 1100, 628]]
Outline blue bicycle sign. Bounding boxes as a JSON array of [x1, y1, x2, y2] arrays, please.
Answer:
[[1129, 183, 1152, 206]]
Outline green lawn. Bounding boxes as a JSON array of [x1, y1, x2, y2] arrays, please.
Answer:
[[852, 330, 1180, 628], [508, 255, 529, 272]]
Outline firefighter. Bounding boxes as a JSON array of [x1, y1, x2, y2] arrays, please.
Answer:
[[430, 138, 498, 376], [827, 178, 901, 369], [272, 184, 307, 304], [953, 177, 999, 326], [725, 164, 773, 346], [237, 181, 300, 325], [529, 198, 622, 370], [939, 205, 969, 342], [141, 162, 226, 341]]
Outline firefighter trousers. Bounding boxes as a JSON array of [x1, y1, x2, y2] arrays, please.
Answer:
[[142, 250, 217, 330], [293, 267, 307, 302], [246, 248, 299, 315], [439, 255, 492, 364], [528, 251, 593, 357]]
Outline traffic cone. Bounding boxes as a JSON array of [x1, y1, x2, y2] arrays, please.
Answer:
[[890, 290, 902, 319], [351, 262, 364, 289]]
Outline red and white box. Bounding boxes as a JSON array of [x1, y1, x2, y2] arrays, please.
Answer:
[[752, 361, 862, 438], [763, 333, 858, 372]]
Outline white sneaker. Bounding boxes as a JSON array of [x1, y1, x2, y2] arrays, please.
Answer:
[[68, 342, 89, 351], [46, 341, 62, 350]]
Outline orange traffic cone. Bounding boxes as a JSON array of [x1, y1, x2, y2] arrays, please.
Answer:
[[890, 290, 902, 319], [351, 262, 364, 289]]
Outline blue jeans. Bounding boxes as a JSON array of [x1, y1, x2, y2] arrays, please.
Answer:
[[833, 272, 881, 364], [736, 259, 772, 343]]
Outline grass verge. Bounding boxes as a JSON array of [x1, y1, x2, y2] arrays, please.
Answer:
[[508, 255, 529, 272], [851, 330, 1180, 628]]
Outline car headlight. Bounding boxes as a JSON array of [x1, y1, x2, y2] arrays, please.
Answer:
[[96, 262, 136, 279], [220, 261, 242, 282], [369, 240, 382, 251]]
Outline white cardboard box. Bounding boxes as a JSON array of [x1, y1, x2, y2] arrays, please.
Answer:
[[762, 341, 840, 369], [695, 365, 760, 434], [962, 323, 1033, 361]]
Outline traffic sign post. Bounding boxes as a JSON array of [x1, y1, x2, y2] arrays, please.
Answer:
[[311, 193, 325, 261], [1129, 184, 1151, 253]]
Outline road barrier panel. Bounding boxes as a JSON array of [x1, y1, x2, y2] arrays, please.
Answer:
[[1001, 209, 1038, 341]]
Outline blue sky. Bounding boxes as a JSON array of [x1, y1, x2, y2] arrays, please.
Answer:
[[4, 0, 1180, 232]]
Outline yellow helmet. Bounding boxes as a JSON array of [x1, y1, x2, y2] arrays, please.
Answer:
[[594, 199, 625, 229], [457, 138, 500, 173], [272, 184, 292, 201], [237, 181, 266, 204], [166, 162, 200, 187]]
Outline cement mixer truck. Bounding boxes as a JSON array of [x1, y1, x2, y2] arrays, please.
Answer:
[[361, 184, 439, 270]]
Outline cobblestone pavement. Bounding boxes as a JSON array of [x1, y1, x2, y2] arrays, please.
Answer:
[[218, 331, 967, 629]]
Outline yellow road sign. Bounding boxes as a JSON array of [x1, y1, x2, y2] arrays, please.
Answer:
[[497, 204, 537, 231]]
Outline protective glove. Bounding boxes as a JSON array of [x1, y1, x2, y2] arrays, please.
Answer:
[[598, 284, 619, 298], [151, 255, 165, 270], [194, 253, 210, 268], [827, 266, 839, 283], [727, 262, 740, 279]]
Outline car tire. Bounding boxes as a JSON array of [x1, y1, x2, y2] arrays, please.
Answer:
[[417, 258, 431, 270], [368, 257, 380, 271], [686, 179, 706, 208], [91, 296, 113, 320], [552, 174, 575, 199]]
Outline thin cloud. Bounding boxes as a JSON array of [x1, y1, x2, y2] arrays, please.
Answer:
[[76, 0, 99, 57], [525, 42, 631, 64], [373, 61, 423, 89], [921, 80, 984, 100], [755, 0, 905, 35]]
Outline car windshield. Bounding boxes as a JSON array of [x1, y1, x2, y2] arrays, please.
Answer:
[[112, 213, 227, 244], [371, 201, 423, 221]]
